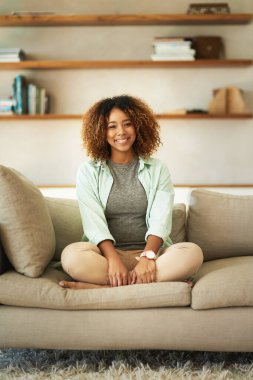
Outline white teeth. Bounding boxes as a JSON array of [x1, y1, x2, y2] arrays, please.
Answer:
[[115, 138, 128, 143]]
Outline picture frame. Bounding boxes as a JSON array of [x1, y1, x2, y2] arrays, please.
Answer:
[[187, 3, 230, 15]]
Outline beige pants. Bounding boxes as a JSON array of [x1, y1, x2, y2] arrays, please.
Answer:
[[61, 242, 204, 285]]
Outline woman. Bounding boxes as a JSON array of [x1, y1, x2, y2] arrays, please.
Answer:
[[59, 95, 203, 289]]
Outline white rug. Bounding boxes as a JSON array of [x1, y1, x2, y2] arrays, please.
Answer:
[[0, 349, 253, 379]]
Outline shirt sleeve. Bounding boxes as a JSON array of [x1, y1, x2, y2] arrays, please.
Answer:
[[76, 163, 115, 246], [145, 162, 175, 245]]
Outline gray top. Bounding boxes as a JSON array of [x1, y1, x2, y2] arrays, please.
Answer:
[[105, 157, 148, 250]]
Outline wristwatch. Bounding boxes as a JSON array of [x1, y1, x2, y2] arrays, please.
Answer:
[[135, 250, 157, 261]]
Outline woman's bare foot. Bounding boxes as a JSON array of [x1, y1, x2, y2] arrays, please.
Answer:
[[59, 281, 109, 289]]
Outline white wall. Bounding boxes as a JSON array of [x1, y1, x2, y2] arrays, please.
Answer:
[[0, 0, 252, 186]]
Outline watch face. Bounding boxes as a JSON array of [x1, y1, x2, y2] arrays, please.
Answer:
[[146, 251, 156, 259]]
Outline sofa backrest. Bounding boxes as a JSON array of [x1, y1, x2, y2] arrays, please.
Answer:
[[187, 189, 253, 261], [45, 197, 187, 261]]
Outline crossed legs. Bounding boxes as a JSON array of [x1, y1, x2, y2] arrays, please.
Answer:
[[60, 242, 203, 289]]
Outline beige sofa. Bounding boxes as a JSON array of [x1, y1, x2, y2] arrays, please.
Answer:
[[0, 165, 253, 352]]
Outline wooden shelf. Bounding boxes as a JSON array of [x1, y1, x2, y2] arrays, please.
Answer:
[[0, 114, 83, 121], [1, 113, 252, 120], [0, 114, 83, 120], [0, 14, 252, 26], [0, 59, 252, 70], [156, 113, 253, 119]]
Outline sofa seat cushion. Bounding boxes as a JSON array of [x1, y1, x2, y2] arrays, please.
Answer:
[[191, 256, 253, 310], [0, 266, 191, 310]]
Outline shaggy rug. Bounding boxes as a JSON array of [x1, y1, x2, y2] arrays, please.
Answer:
[[0, 349, 253, 379]]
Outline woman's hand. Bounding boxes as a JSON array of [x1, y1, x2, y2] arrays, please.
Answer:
[[108, 256, 130, 287], [130, 258, 156, 284]]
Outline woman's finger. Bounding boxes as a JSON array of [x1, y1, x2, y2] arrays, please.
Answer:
[[117, 275, 122, 287], [110, 276, 115, 286], [122, 273, 128, 286], [146, 273, 152, 283], [131, 271, 137, 285]]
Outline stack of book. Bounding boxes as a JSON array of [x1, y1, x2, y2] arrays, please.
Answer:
[[0, 99, 16, 115], [12, 75, 49, 115], [0, 48, 25, 62], [151, 37, 196, 61]]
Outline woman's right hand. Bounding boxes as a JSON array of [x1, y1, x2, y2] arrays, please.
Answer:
[[107, 256, 130, 287]]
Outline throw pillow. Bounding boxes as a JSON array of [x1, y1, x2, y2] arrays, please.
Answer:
[[45, 197, 83, 261], [187, 189, 253, 261], [171, 203, 186, 244], [0, 239, 12, 275], [0, 165, 56, 277]]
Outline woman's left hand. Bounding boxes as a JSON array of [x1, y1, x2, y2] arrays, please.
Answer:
[[130, 258, 156, 284]]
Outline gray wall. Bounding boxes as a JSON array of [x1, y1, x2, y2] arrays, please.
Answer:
[[0, 0, 252, 186]]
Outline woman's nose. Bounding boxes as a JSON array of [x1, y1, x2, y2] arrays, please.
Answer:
[[116, 124, 126, 135]]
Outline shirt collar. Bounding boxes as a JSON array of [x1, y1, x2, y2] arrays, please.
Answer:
[[92, 156, 154, 170]]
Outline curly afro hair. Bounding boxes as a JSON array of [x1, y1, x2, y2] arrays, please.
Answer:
[[81, 95, 162, 161]]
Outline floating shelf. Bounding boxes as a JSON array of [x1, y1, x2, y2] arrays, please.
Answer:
[[0, 114, 252, 120], [0, 59, 252, 70], [0, 14, 252, 26], [156, 113, 253, 119]]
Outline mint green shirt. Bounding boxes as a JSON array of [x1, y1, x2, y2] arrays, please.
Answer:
[[76, 157, 175, 248]]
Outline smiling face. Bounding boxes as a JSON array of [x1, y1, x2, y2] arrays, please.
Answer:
[[107, 107, 136, 163]]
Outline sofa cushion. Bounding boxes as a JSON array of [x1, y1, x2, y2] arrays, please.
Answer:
[[0, 165, 56, 277], [191, 256, 253, 310], [46, 198, 187, 261], [171, 203, 186, 244], [187, 189, 253, 261], [0, 266, 191, 310], [0, 240, 6, 274], [45, 197, 84, 261], [0, 240, 12, 275]]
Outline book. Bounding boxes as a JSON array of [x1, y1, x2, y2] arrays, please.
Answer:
[[11, 11, 56, 16], [39, 88, 46, 114], [0, 111, 14, 115], [44, 94, 50, 114], [0, 99, 16, 108], [12, 75, 28, 114], [154, 37, 193, 44], [152, 49, 196, 57], [0, 48, 23, 53], [151, 55, 195, 61], [153, 41, 192, 47], [153, 43, 194, 51], [0, 48, 25, 61], [12, 74, 48, 115], [28, 84, 37, 114], [152, 36, 196, 61], [28, 84, 47, 114], [0, 98, 16, 114], [0, 57, 23, 62]]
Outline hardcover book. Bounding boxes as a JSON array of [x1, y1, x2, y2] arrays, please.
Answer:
[[12, 75, 28, 114]]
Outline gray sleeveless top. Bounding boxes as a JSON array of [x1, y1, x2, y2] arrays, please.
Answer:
[[105, 158, 148, 250]]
